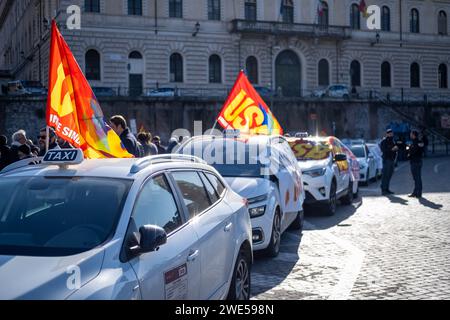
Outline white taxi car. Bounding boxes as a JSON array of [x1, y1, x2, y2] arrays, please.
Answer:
[[348, 143, 377, 185], [177, 133, 305, 258], [0, 149, 252, 300], [287, 136, 353, 216]]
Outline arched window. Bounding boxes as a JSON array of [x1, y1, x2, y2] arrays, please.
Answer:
[[438, 11, 447, 35], [85, 0, 100, 13], [128, 51, 143, 96], [381, 6, 390, 31], [281, 0, 294, 24], [381, 61, 391, 87], [129, 51, 143, 59], [350, 4, 360, 30], [318, 2, 329, 27], [439, 64, 448, 89], [318, 59, 330, 86], [209, 55, 222, 83], [410, 9, 420, 33], [410, 62, 420, 88], [350, 60, 361, 87], [245, 0, 257, 21], [128, 0, 142, 15], [169, 0, 183, 18], [170, 53, 183, 83], [246, 56, 258, 84], [85, 49, 100, 80]]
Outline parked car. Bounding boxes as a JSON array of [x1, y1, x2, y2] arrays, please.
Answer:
[[367, 143, 383, 179], [178, 133, 305, 257], [287, 135, 353, 216], [348, 144, 377, 185], [312, 84, 350, 99], [144, 88, 178, 97], [92, 87, 117, 97], [7, 80, 47, 96], [0, 150, 253, 300], [341, 144, 361, 198]]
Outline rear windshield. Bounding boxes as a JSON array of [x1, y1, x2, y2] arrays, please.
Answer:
[[0, 177, 132, 257], [350, 146, 366, 158], [288, 139, 331, 161]]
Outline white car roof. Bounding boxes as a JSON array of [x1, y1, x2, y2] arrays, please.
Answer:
[[0, 155, 214, 180]]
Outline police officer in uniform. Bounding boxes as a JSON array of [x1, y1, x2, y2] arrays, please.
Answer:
[[407, 130, 424, 198], [380, 129, 399, 195]]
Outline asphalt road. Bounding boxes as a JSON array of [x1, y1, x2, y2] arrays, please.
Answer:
[[252, 156, 450, 300]]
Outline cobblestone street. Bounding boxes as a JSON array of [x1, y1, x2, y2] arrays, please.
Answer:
[[252, 157, 450, 300]]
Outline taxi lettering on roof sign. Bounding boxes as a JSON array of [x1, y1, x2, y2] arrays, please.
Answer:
[[43, 149, 84, 165]]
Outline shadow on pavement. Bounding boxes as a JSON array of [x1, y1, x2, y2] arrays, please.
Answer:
[[386, 194, 409, 206], [418, 197, 443, 210]]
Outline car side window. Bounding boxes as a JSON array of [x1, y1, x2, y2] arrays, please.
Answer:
[[133, 175, 182, 234], [204, 172, 226, 198], [172, 171, 211, 219], [200, 172, 219, 204]]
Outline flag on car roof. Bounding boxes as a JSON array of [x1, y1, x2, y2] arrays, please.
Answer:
[[46, 20, 133, 159], [217, 71, 283, 136]]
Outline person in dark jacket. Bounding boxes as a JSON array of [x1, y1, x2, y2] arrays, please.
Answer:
[[38, 127, 60, 156], [0, 135, 10, 170], [137, 132, 158, 156], [152, 136, 167, 155], [110, 115, 143, 158], [407, 130, 424, 198], [379, 129, 399, 195], [9, 129, 28, 164]]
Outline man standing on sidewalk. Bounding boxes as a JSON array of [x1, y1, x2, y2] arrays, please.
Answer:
[[380, 129, 399, 195], [408, 130, 425, 198]]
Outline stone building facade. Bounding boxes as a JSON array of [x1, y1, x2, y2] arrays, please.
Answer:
[[1, 0, 450, 99]]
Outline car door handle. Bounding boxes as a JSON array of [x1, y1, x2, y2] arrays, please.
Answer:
[[224, 222, 233, 232], [187, 250, 200, 262]]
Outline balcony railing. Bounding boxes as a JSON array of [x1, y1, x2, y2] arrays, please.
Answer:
[[230, 19, 351, 40]]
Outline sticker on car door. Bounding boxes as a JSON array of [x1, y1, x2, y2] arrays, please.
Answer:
[[164, 264, 188, 300]]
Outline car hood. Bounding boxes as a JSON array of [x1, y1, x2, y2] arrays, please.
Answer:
[[297, 159, 330, 171], [0, 248, 104, 300], [224, 177, 272, 199]]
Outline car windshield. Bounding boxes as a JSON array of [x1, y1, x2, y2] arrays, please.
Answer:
[[0, 177, 132, 257], [179, 138, 270, 177], [350, 146, 366, 158], [288, 139, 331, 161]]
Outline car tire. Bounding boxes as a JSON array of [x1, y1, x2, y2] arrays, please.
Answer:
[[227, 251, 251, 300], [289, 210, 304, 232], [264, 209, 282, 258], [343, 94, 350, 100], [323, 181, 337, 216], [341, 181, 353, 205]]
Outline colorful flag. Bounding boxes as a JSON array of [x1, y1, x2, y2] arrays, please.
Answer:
[[217, 71, 283, 136], [359, 0, 368, 17], [317, 0, 324, 17], [46, 20, 133, 159]]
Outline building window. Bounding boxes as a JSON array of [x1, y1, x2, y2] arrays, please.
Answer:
[[438, 11, 447, 35], [350, 60, 361, 87], [85, 49, 100, 80], [381, 61, 391, 87], [169, 0, 182, 18], [318, 59, 330, 86], [245, 0, 257, 21], [209, 54, 222, 83], [208, 0, 221, 21], [410, 9, 420, 33], [318, 2, 329, 27], [246, 56, 258, 84], [410, 62, 420, 88], [350, 4, 360, 30], [439, 64, 448, 89], [170, 53, 183, 83], [281, 0, 294, 24], [85, 0, 100, 13], [128, 0, 142, 15], [381, 6, 390, 31]]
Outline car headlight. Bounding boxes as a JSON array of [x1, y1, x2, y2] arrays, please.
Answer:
[[249, 205, 266, 218], [303, 168, 326, 177]]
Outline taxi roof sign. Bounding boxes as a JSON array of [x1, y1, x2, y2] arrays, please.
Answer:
[[43, 149, 84, 165]]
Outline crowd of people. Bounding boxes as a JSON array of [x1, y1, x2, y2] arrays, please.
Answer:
[[0, 114, 183, 171]]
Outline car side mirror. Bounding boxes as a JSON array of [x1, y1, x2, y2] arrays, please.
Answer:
[[133, 225, 167, 255], [334, 153, 347, 162]]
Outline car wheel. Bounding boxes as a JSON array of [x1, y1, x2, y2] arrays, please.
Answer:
[[341, 181, 353, 205], [227, 251, 251, 300], [289, 210, 304, 231], [323, 182, 337, 216], [264, 209, 282, 258], [343, 94, 349, 100]]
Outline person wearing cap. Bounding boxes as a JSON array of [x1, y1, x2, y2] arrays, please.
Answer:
[[407, 130, 425, 198], [379, 128, 399, 195]]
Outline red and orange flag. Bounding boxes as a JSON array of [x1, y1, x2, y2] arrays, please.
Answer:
[[217, 71, 283, 135], [46, 20, 132, 159]]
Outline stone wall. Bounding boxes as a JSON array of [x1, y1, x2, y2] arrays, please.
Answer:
[[0, 96, 448, 145]]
